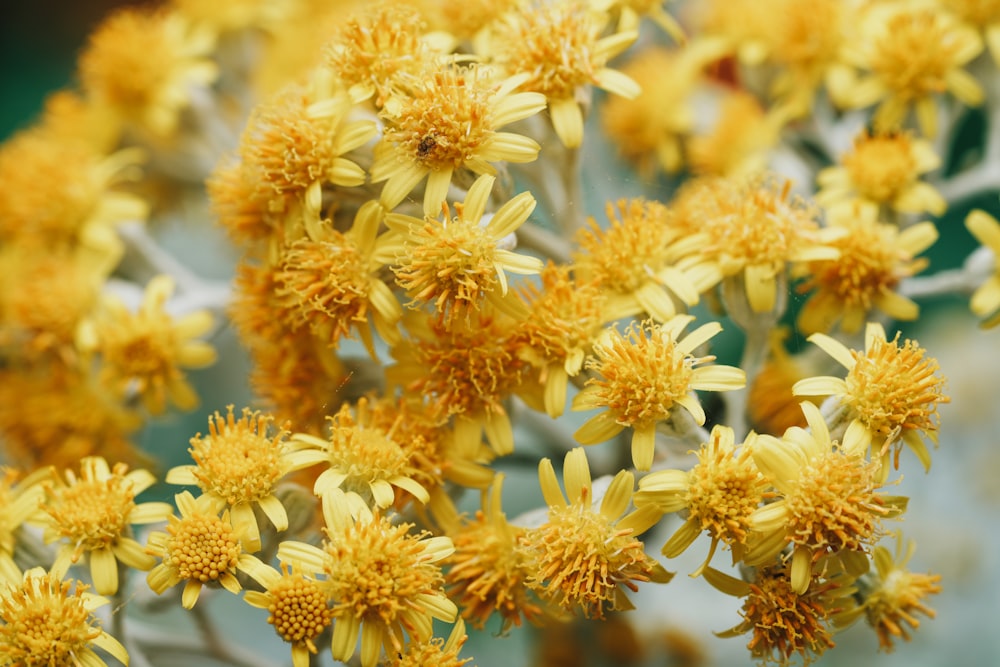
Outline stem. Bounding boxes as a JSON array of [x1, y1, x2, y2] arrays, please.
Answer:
[[516, 222, 572, 265], [898, 267, 977, 299], [555, 145, 585, 235]]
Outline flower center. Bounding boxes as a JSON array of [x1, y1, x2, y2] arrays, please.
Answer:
[[844, 134, 917, 202], [0, 575, 100, 667], [686, 450, 763, 545], [190, 408, 283, 505], [870, 9, 965, 97], [167, 514, 241, 582], [46, 478, 133, 551], [267, 574, 333, 645]]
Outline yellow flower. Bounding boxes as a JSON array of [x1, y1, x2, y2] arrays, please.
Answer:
[[146, 490, 257, 608], [686, 88, 786, 178], [942, 0, 1000, 65], [384, 173, 542, 325], [490, 1, 639, 148], [793, 204, 938, 335], [444, 474, 542, 632], [372, 63, 545, 217], [277, 490, 456, 667], [40, 457, 172, 595], [515, 262, 608, 417], [81, 274, 217, 415], [965, 209, 1000, 328], [746, 402, 906, 595], [835, 2, 983, 137], [166, 406, 312, 551], [634, 425, 770, 573], [594, 0, 685, 39], [78, 6, 218, 137], [747, 327, 823, 435], [572, 316, 745, 471], [0, 567, 129, 667], [792, 323, 949, 475], [860, 534, 942, 652], [816, 130, 946, 216], [274, 200, 403, 355], [524, 448, 672, 618], [0, 467, 49, 585], [240, 559, 334, 667], [286, 396, 430, 513], [573, 199, 716, 324], [382, 619, 473, 667]]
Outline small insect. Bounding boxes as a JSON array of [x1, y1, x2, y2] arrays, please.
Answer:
[[417, 133, 437, 157]]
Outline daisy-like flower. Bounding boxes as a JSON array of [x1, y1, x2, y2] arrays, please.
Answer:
[[686, 88, 786, 179], [490, 1, 639, 148], [40, 457, 172, 595], [860, 534, 942, 652], [239, 78, 376, 214], [0, 467, 49, 584], [384, 174, 542, 324], [680, 176, 840, 314], [371, 63, 545, 217], [166, 406, 314, 551], [444, 474, 542, 632], [793, 204, 939, 335], [78, 6, 218, 137], [942, 0, 1000, 65], [383, 619, 472, 667], [515, 262, 608, 417], [146, 491, 257, 608], [387, 310, 529, 456], [746, 402, 906, 594], [573, 199, 716, 324], [0, 567, 129, 667], [274, 200, 403, 355], [286, 396, 430, 514], [835, 2, 983, 137], [239, 559, 334, 667], [792, 323, 949, 475], [816, 130, 946, 217], [634, 426, 770, 573], [277, 490, 457, 667], [523, 447, 672, 618], [572, 316, 745, 471], [965, 209, 1000, 328], [79, 274, 217, 415]]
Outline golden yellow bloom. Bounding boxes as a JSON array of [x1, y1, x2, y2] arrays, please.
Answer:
[[573, 199, 716, 324], [942, 0, 1000, 65], [747, 402, 905, 594], [594, 0, 685, 39], [793, 323, 949, 475], [274, 201, 403, 355], [490, 1, 639, 148], [431, 0, 521, 46], [965, 209, 1000, 328], [572, 316, 745, 471], [277, 490, 456, 667], [388, 311, 529, 455], [682, 176, 840, 313], [372, 63, 545, 217], [171, 0, 294, 37], [686, 88, 785, 178], [515, 262, 608, 417], [817, 130, 946, 216], [384, 174, 542, 324], [634, 426, 770, 572], [34, 89, 122, 153], [861, 535, 942, 652], [524, 448, 672, 618], [794, 204, 938, 335], [836, 2, 983, 137], [445, 474, 542, 632], [0, 567, 129, 667], [0, 467, 49, 585], [239, 79, 376, 214], [41, 457, 172, 595], [207, 157, 274, 248], [287, 396, 430, 512], [166, 407, 311, 551], [146, 490, 257, 608], [383, 619, 473, 667], [78, 7, 218, 137], [240, 559, 334, 667], [0, 130, 147, 254], [81, 274, 217, 415]]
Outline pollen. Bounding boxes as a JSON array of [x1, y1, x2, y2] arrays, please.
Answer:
[[43, 468, 134, 558], [167, 512, 242, 583], [266, 573, 333, 646], [188, 407, 285, 506]]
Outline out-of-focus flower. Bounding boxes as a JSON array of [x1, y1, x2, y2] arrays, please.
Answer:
[[686, 88, 786, 178], [965, 209, 1000, 328], [942, 0, 1000, 65]]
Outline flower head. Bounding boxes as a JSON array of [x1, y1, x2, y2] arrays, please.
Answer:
[[166, 407, 308, 551], [382, 619, 473, 667], [793, 323, 950, 474], [41, 457, 172, 595], [146, 491, 256, 608], [0, 568, 129, 667], [524, 448, 672, 618], [572, 316, 745, 471], [942, 0, 1000, 65]]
